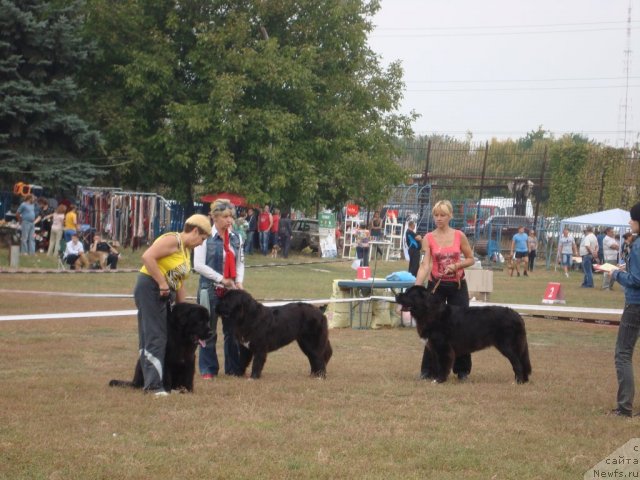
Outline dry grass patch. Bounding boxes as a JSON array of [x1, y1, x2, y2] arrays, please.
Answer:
[[0, 314, 637, 479]]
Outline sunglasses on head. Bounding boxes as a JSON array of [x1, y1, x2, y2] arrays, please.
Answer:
[[211, 202, 236, 218]]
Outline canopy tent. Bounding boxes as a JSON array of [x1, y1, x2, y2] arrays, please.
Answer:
[[200, 192, 249, 206], [555, 208, 630, 268], [559, 208, 631, 238]]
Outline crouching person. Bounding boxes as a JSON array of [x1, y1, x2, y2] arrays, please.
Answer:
[[64, 233, 89, 270]]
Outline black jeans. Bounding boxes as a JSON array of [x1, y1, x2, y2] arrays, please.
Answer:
[[423, 279, 471, 378]]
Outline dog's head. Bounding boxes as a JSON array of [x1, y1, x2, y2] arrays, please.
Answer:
[[170, 303, 214, 347], [215, 289, 255, 322], [395, 285, 442, 323]]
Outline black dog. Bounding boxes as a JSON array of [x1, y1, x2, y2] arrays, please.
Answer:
[[215, 290, 333, 379], [396, 286, 531, 383], [109, 303, 213, 392]]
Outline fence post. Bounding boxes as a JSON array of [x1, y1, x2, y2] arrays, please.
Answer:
[[534, 145, 548, 230], [473, 142, 489, 249], [9, 245, 19, 268], [423, 139, 432, 184]]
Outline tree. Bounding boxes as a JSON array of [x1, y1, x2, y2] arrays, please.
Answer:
[[0, 0, 101, 194], [80, 0, 414, 210]]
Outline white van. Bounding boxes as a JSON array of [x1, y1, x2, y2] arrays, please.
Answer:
[[478, 197, 533, 217]]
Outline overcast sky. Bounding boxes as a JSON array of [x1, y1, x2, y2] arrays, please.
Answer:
[[368, 0, 639, 146]]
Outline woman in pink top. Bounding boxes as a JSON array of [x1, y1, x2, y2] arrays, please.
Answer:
[[414, 200, 476, 381]]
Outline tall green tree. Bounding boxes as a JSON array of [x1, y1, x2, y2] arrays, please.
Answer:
[[80, 0, 414, 211], [0, 0, 101, 194]]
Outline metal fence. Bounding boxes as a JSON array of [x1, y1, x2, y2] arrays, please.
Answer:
[[386, 139, 639, 264]]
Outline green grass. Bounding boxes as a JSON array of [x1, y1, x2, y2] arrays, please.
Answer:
[[0, 246, 635, 479]]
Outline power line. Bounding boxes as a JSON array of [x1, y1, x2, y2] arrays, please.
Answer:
[[406, 84, 640, 93], [405, 76, 640, 84], [376, 20, 640, 31], [372, 26, 640, 38]]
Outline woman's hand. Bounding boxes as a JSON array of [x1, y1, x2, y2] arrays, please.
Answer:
[[222, 277, 236, 289]]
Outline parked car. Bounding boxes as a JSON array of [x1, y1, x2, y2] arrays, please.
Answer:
[[290, 219, 319, 252], [481, 215, 535, 238]]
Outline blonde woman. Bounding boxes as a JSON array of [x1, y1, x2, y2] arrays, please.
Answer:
[[415, 200, 475, 381], [134, 214, 211, 396], [194, 199, 245, 378]]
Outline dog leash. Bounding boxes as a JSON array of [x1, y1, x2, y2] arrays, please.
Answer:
[[430, 275, 462, 295]]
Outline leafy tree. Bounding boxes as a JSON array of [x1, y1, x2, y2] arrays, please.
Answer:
[[80, 0, 414, 211], [0, 0, 101, 194]]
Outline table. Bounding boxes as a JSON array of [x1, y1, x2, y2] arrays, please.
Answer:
[[337, 279, 415, 328], [368, 240, 392, 262]]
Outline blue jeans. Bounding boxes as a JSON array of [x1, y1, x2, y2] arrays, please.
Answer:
[[20, 220, 35, 254], [614, 304, 640, 414], [581, 254, 594, 287], [259, 231, 270, 255], [198, 288, 241, 376], [244, 231, 255, 254]]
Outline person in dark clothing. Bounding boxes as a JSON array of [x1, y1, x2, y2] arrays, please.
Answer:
[[244, 207, 257, 254], [89, 233, 120, 269], [278, 212, 293, 258], [405, 220, 422, 276]]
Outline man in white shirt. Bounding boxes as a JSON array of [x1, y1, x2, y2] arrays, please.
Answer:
[[63, 233, 89, 270], [602, 227, 619, 290], [579, 226, 598, 288]]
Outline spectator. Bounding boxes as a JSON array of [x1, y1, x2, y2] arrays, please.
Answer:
[[270, 208, 281, 251], [63, 204, 79, 242], [527, 229, 538, 272], [579, 226, 598, 288], [63, 233, 89, 270], [414, 200, 475, 381], [233, 210, 248, 248], [608, 202, 640, 417], [134, 214, 211, 395], [369, 211, 384, 259], [16, 194, 36, 255], [194, 200, 244, 378], [89, 233, 120, 269], [258, 204, 273, 256], [278, 211, 292, 258], [602, 227, 619, 290], [245, 207, 257, 255], [35, 197, 54, 248], [510, 226, 529, 277], [557, 227, 578, 278], [405, 220, 422, 276], [596, 228, 606, 264], [355, 224, 370, 267], [621, 232, 634, 266], [44, 204, 67, 257]]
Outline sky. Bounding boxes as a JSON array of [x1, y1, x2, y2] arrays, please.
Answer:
[[368, 0, 639, 146]]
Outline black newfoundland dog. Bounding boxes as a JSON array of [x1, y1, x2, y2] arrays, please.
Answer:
[[109, 303, 213, 392], [215, 290, 333, 379], [396, 286, 531, 384]]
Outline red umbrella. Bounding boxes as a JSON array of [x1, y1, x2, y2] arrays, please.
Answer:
[[200, 192, 249, 207]]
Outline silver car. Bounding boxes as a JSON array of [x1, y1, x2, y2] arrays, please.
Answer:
[[290, 219, 319, 252]]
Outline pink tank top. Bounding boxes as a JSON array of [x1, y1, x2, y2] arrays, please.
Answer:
[[426, 230, 464, 282]]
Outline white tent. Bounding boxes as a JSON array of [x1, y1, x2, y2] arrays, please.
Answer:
[[557, 209, 631, 268], [559, 208, 631, 236]]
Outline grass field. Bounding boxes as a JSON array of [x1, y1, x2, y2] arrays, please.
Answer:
[[0, 247, 637, 479]]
